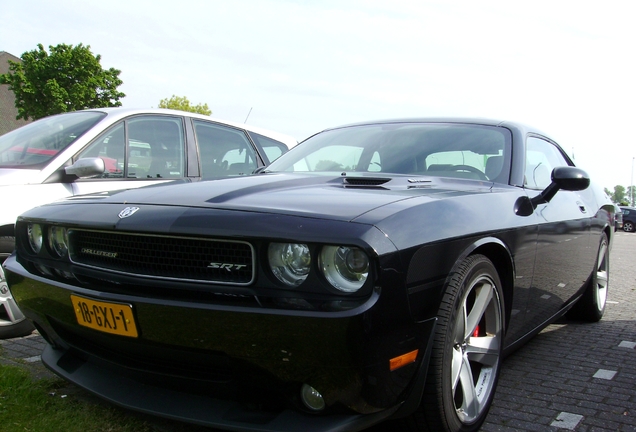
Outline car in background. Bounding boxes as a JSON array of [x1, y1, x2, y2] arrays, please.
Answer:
[[0, 107, 296, 338], [5, 118, 613, 432], [614, 204, 623, 231], [619, 206, 636, 232]]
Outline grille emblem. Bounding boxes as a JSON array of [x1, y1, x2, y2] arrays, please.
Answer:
[[118, 207, 140, 219], [208, 262, 247, 271]]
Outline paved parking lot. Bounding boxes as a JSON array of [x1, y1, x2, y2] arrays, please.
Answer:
[[1, 231, 635, 431]]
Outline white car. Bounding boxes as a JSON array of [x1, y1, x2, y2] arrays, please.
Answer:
[[0, 107, 296, 338]]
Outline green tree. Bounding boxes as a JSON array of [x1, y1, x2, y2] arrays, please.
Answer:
[[626, 186, 636, 206], [158, 95, 211, 115], [612, 185, 626, 204], [0, 43, 125, 120]]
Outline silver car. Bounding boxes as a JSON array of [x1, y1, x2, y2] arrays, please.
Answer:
[[0, 107, 296, 338]]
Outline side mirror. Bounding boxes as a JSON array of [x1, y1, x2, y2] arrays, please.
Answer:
[[551, 166, 590, 191], [65, 157, 105, 178], [531, 166, 589, 208]]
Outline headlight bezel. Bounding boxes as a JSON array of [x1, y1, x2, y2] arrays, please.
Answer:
[[48, 225, 69, 257], [27, 223, 44, 254], [319, 245, 369, 293], [268, 242, 312, 287]]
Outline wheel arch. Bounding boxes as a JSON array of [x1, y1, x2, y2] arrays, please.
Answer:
[[454, 237, 515, 335]]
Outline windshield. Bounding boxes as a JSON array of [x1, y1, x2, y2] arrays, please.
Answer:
[[266, 122, 512, 183], [0, 111, 106, 168]]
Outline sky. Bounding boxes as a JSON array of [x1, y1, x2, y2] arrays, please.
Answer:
[[1, 0, 635, 191]]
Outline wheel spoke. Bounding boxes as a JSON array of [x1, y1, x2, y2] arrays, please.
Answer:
[[466, 335, 500, 367], [464, 280, 493, 340], [454, 304, 467, 344], [451, 345, 464, 390], [455, 354, 479, 419], [596, 243, 608, 307]]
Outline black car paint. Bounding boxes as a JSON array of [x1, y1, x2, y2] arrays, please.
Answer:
[[4, 120, 614, 431]]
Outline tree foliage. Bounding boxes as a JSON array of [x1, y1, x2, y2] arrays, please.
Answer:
[[158, 95, 211, 115], [611, 185, 626, 204], [0, 43, 125, 120]]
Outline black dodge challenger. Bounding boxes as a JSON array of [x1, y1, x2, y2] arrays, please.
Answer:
[[4, 119, 613, 432]]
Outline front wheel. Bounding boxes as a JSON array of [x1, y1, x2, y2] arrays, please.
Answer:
[[623, 221, 635, 232], [402, 254, 504, 432]]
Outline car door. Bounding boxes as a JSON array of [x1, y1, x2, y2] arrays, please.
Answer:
[[523, 136, 596, 328], [71, 114, 188, 196]]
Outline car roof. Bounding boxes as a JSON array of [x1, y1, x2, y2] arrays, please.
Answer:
[[80, 107, 298, 148], [317, 117, 549, 138]]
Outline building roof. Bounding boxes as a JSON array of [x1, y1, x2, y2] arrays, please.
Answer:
[[0, 51, 31, 136]]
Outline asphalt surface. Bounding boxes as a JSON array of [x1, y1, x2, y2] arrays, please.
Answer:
[[1, 231, 635, 432]]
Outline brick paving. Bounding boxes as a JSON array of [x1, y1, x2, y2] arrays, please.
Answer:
[[1, 232, 635, 431]]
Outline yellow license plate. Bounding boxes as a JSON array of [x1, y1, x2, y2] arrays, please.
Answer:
[[71, 295, 138, 338]]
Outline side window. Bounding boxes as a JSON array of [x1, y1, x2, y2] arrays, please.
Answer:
[[75, 116, 185, 179], [194, 120, 258, 179], [525, 137, 570, 190], [129, 116, 185, 179], [76, 124, 126, 178], [248, 132, 290, 163]]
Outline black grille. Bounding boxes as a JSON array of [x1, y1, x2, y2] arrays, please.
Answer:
[[69, 230, 254, 285]]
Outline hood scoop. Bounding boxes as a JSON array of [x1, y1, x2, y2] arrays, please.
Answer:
[[342, 177, 392, 188]]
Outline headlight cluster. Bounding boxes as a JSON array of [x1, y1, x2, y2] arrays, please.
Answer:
[[27, 223, 69, 258], [268, 242, 369, 293]]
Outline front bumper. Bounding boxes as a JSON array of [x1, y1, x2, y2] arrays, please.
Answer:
[[5, 255, 435, 431], [42, 344, 399, 432]]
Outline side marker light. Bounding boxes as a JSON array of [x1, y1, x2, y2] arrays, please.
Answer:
[[389, 349, 419, 371]]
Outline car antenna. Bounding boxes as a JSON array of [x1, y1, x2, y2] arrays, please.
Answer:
[[244, 107, 253, 123]]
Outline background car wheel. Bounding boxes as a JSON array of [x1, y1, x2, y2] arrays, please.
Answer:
[[0, 319, 35, 339], [566, 233, 609, 322], [623, 222, 635, 232], [402, 254, 504, 432], [1, 259, 36, 339]]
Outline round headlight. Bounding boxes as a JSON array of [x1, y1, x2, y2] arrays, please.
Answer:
[[320, 246, 369, 293], [49, 226, 69, 257], [268, 243, 311, 286], [27, 223, 43, 254]]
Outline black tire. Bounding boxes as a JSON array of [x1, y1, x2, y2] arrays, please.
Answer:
[[401, 255, 504, 432], [567, 233, 609, 322], [0, 236, 15, 257], [623, 221, 635, 232]]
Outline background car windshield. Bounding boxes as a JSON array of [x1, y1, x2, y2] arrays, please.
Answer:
[[267, 123, 511, 182], [0, 111, 106, 168]]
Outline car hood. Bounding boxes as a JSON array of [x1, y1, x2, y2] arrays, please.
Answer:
[[63, 172, 495, 222], [0, 168, 42, 186]]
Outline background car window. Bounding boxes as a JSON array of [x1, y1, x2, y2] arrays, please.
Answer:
[[76, 123, 126, 177], [77, 116, 185, 179], [248, 132, 290, 163], [525, 137, 570, 190], [0, 111, 105, 168], [194, 121, 258, 179], [129, 116, 185, 179]]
